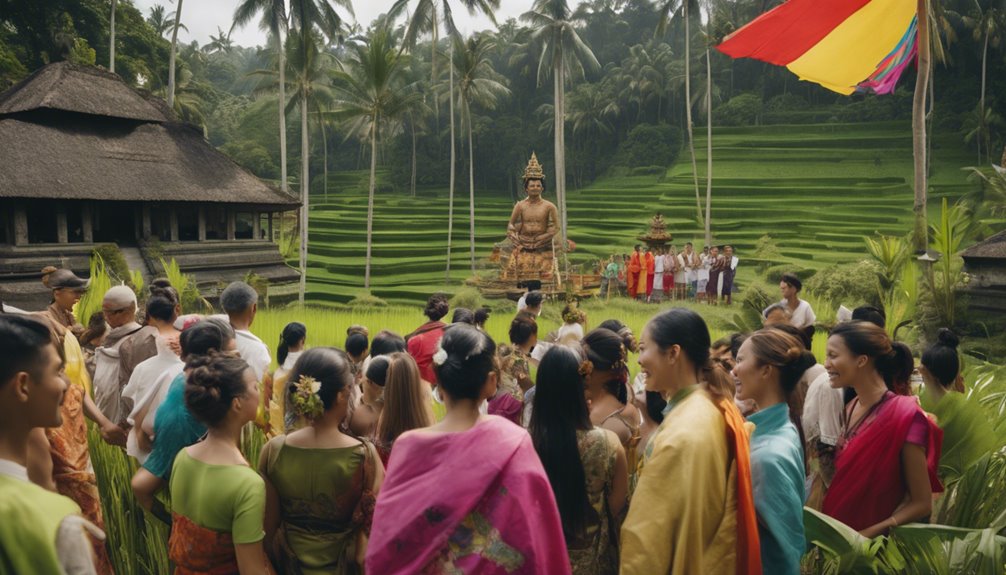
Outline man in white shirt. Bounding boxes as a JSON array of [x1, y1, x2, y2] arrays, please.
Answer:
[[780, 272, 817, 333], [220, 282, 271, 384], [678, 242, 697, 299]]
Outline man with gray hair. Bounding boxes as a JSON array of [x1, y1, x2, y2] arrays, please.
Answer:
[[220, 281, 271, 384], [93, 285, 144, 424]]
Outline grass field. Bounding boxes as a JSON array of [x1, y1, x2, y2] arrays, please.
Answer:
[[294, 121, 977, 307]]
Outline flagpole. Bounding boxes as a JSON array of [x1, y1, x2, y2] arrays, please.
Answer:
[[912, 0, 930, 252]]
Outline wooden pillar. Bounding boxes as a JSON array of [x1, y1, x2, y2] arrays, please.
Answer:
[[226, 211, 236, 241], [56, 208, 68, 244], [197, 207, 206, 241], [267, 213, 274, 242], [141, 205, 152, 240], [13, 207, 27, 246], [82, 205, 93, 243], [252, 212, 261, 241], [169, 208, 179, 242]]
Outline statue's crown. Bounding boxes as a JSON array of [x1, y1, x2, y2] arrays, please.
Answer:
[[523, 152, 546, 182]]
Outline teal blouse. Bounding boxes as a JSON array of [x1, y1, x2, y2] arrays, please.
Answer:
[[748, 402, 806, 575]]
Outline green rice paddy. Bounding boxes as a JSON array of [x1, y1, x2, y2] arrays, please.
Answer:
[[300, 120, 975, 307]]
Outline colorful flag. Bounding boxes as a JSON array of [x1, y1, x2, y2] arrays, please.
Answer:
[[717, 0, 919, 95]]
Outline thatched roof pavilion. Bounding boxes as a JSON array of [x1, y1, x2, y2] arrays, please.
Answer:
[[0, 62, 301, 309], [961, 230, 1006, 321]]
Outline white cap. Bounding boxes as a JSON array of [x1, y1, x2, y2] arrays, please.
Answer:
[[103, 285, 137, 307]]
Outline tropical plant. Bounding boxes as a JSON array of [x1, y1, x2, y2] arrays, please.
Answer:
[[330, 26, 422, 289], [864, 233, 916, 337], [965, 166, 1006, 218], [204, 26, 234, 54], [232, 0, 291, 195], [963, 103, 1004, 164], [167, 0, 183, 109], [452, 35, 511, 273], [522, 0, 601, 246], [921, 198, 973, 331], [963, 3, 1004, 163], [287, 0, 353, 303], [657, 0, 704, 227], [389, 0, 501, 283]]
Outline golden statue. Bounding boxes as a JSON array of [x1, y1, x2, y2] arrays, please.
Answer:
[[504, 153, 559, 279]]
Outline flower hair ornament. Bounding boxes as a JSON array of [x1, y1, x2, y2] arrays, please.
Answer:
[[291, 375, 325, 421], [578, 359, 594, 378], [432, 346, 449, 366]]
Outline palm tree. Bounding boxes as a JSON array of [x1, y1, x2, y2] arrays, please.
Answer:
[[452, 35, 511, 273], [657, 0, 705, 227], [149, 5, 186, 38], [167, 0, 184, 110], [109, 0, 117, 73], [388, 0, 501, 284], [287, 0, 353, 303], [964, 4, 1003, 163], [330, 27, 422, 289], [522, 0, 600, 247], [204, 27, 234, 54], [233, 0, 291, 197]]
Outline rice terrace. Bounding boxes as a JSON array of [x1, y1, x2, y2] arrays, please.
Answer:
[[1, 0, 1006, 574]]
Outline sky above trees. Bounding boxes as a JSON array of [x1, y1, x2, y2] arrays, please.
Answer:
[[131, 0, 547, 47]]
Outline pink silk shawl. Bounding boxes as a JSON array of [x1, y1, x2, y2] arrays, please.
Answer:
[[366, 415, 572, 575], [823, 394, 943, 531]]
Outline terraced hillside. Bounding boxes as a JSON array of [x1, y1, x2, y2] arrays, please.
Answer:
[[301, 121, 974, 305]]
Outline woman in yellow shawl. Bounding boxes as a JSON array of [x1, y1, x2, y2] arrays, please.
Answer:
[[621, 308, 761, 575]]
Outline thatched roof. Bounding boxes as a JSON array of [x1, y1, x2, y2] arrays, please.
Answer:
[[962, 230, 1006, 261], [0, 62, 298, 209], [0, 62, 167, 122]]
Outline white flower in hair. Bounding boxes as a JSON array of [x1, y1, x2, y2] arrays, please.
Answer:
[[433, 347, 449, 366], [309, 379, 321, 394]]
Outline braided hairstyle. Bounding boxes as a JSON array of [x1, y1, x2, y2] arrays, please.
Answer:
[[582, 328, 630, 404]]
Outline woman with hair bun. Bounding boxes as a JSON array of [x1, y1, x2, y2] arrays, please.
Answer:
[[259, 347, 384, 574], [621, 308, 761, 575], [368, 324, 571, 575], [920, 329, 995, 481], [822, 321, 943, 536], [268, 322, 307, 436], [406, 294, 450, 385], [168, 353, 272, 574], [732, 329, 815, 575], [582, 328, 641, 482]]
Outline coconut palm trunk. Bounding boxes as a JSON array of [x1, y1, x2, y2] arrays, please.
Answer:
[[299, 92, 309, 303], [445, 41, 456, 283], [279, 32, 289, 193], [980, 27, 990, 163], [167, 0, 183, 109], [553, 57, 567, 245], [912, 0, 930, 252], [467, 101, 476, 273], [109, 0, 117, 73], [704, 45, 713, 246], [365, 118, 378, 289], [410, 112, 418, 197], [683, 2, 704, 226]]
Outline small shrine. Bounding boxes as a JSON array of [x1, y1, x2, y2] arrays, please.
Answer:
[[637, 213, 673, 250]]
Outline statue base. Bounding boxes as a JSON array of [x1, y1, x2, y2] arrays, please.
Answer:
[[467, 238, 602, 301]]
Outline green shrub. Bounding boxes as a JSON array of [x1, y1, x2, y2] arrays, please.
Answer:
[[749, 234, 786, 275], [764, 93, 809, 113], [94, 244, 134, 287], [347, 292, 389, 307], [715, 93, 763, 126], [630, 165, 667, 176], [614, 124, 682, 168], [220, 140, 278, 179], [450, 286, 485, 311], [804, 260, 883, 308], [763, 265, 817, 284]]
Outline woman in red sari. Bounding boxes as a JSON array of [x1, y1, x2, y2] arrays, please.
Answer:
[[406, 295, 450, 385], [822, 322, 943, 537], [367, 324, 570, 575]]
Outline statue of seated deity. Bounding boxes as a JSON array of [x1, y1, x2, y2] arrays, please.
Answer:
[[504, 153, 559, 280]]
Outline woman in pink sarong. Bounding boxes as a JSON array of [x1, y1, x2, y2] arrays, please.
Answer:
[[822, 322, 943, 537], [367, 324, 571, 575]]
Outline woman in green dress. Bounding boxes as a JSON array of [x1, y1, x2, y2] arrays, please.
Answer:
[[259, 347, 385, 575], [529, 345, 628, 574]]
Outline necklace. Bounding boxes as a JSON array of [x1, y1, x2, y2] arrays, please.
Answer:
[[841, 390, 892, 445]]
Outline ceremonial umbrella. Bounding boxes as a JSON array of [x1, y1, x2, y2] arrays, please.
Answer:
[[716, 0, 922, 95]]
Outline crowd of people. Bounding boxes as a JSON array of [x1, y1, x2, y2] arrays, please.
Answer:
[[0, 264, 981, 575], [600, 242, 738, 305]]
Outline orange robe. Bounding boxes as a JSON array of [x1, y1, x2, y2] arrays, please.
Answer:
[[627, 252, 642, 298], [644, 252, 656, 296]]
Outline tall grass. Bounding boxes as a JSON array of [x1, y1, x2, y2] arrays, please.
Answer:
[[75, 252, 115, 325]]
